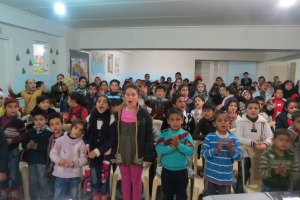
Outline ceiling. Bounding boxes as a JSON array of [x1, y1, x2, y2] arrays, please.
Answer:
[[1, 0, 300, 29]]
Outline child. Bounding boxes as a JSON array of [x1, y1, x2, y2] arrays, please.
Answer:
[[22, 108, 52, 200], [212, 86, 226, 109], [235, 99, 273, 193], [36, 81, 46, 92], [0, 89, 5, 116], [156, 108, 194, 199], [99, 81, 108, 96], [0, 99, 26, 200], [105, 79, 123, 111], [145, 86, 171, 120], [260, 129, 298, 192], [50, 119, 87, 200], [85, 83, 99, 114], [276, 99, 298, 129], [75, 76, 88, 96], [282, 80, 299, 100], [8, 78, 43, 115], [62, 92, 88, 123], [60, 78, 74, 113], [193, 102, 216, 141], [179, 84, 194, 113], [85, 96, 117, 200], [111, 84, 154, 200], [225, 100, 239, 129], [94, 77, 102, 93], [191, 95, 205, 124], [0, 128, 8, 200], [201, 110, 243, 196], [267, 88, 286, 121], [239, 90, 252, 115], [254, 96, 269, 121], [193, 82, 208, 100], [252, 82, 272, 102]]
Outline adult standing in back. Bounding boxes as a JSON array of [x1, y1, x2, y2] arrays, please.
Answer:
[[241, 72, 252, 89], [51, 74, 64, 104]]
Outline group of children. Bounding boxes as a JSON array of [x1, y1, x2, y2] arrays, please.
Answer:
[[0, 71, 299, 200]]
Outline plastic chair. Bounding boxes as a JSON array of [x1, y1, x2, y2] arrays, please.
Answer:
[[19, 161, 30, 200], [111, 166, 150, 200], [192, 140, 204, 200], [153, 120, 163, 132], [241, 145, 263, 193], [269, 121, 276, 130], [229, 128, 236, 134], [63, 124, 71, 132]]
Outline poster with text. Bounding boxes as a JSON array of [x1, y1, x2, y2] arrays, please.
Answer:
[[107, 54, 113, 74]]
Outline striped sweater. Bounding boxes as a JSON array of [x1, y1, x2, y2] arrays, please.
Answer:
[[260, 146, 299, 191], [201, 131, 243, 185]]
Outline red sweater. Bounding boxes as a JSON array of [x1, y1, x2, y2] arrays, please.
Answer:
[[66, 105, 88, 123], [272, 97, 285, 121]]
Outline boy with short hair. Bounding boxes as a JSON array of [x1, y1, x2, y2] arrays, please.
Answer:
[[146, 85, 171, 120], [156, 108, 194, 200], [254, 96, 269, 121], [85, 83, 99, 114], [260, 129, 299, 192], [106, 79, 122, 110], [0, 98, 26, 199], [22, 108, 52, 200]]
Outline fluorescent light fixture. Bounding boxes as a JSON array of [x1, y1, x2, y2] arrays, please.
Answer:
[[54, 2, 65, 15], [279, 0, 296, 7]]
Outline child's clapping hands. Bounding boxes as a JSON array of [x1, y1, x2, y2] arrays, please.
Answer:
[[276, 164, 287, 177], [171, 135, 180, 149]]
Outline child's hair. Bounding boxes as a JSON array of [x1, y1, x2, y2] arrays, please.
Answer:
[[254, 96, 264, 102], [273, 128, 292, 140], [36, 81, 44, 89], [167, 107, 183, 119], [202, 102, 216, 111], [183, 78, 189, 83], [274, 88, 283, 94], [88, 83, 96, 89], [171, 94, 184, 105], [123, 84, 140, 96], [96, 95, 111, 109], [100, 80, 108, 86], [284, 99, 297, 112], [226, 86, 234, 95], [291, 110, 300, 122], [246, 99, 260, 108], [193, 95, 205, 102], [36, 95, 50, 105], [214, 110, 229, 120], [48, 112, 64, 123], [79, 76, 87, 82], [175, 72, 182, 77], [155, 85, 166, 92], [110, 79, 120, 86], [70, 119, 86, 134], [69, 92, 87, 107], [30, 108, 48, 119], [225, 100, 239, 112], [25, 78, 35, 90], [253, 81, 258, 85], [178, 84, 189, 92]]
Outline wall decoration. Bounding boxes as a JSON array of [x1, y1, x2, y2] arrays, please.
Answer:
[[56, 50, 59, 55], [91, 51, 105, 78], [70, 50, 89, 80], [22, 67, 26, 74], [50, 48, 53, 53], [29, 59, 33, 66], [33, 66, 47, 75], [52, 59, 56, 64], [26, 48, 30, 54], [107, 54, 113, 74], [115, 58, 120, 77], [33, 44, 48, 75], [16, 54, 20, 61]]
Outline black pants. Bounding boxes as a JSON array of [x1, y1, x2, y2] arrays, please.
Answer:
[[161, 168, 188, 200]]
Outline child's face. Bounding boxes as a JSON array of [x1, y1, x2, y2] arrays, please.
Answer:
[[67, 96, 76, 107], [27, 80, 36, 91], [214, 113, 229, 134], [49, 118, 63, 135], [216, 78, 223, 86], [151, 86, 156, 95], [0, 96, 4, 106], [244, 74, 248, 78], [203, 108, 214, 120], [253, 82, 258, 87], [275, 90, 283, 99], [38, 99, 50, 110], [228, 102, 237, 113], [197, 85, 205, 93], [38, 84, 46, 92], [57, 75, 64, 83], [110, 82, 119, 92], [72, 77, 79, 84], [175, 79, 182, 87], [94, 78, 101, 85], [167, 113, 183, 131], [219, 87, 226, 96], [5, 102, 19, 117], [70, 123, 84, 138], [62, 83, 68, 92], [79, 79, 87, 88], [273, 134, 291, 152], [260, 83, 268, 92], [33, 115, 47, 129], [180, 86, 189, 97], [292, 117, 300, 131], [125, 88, 139, 107], [89, 86, 97, 96], [96, 96, 109, 113], [246, 103, 260, 118], [258, 100, 264, 110], [194, 97, 204, 109], [244, 92, 251, 101], [100, 82, 108, 92], [155, 89, 165, 98], [173, 97, 186, 112], [234, 78, 239, 83], [285, 82, 293, 91], [285, 102, 298, 114]]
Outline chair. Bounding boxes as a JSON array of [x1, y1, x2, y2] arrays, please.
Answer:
[[241, 145, 263, 193], [229, 128, 236, 134], [111, 166, 150, 200], [19, 161, 30, 200], [269, 121, 276, 130], [63, 123, 71, 132], [153, 120, 163, 132], [192, 141, 205, 200]]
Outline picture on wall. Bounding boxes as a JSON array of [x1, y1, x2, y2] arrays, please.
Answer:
[[107, 54, 113, 74], [90, 51, 105, 80], [70, 50, 89, 80], [33, 44, 48, 75], [115, 58, 120, 77]]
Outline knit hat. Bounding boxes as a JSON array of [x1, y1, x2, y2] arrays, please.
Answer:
[[4, 98, 19, 107], [196, 82, 206, 88], [195, 75, 202, 81], [0, 88, 3, 97], [61, 78, 74, 93]]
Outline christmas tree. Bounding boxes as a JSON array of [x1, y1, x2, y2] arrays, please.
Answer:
[[22, 67, 26, 74], [29, 60, 33, 66], [56, 50, 59, 55], [50, 48, 53, 53], [52, 59, 56, 64], [16, 54, 20, 61], [26, 48, 30, 54]]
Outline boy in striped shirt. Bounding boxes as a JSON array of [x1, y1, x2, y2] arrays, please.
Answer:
[[201, 110, 243, 196]]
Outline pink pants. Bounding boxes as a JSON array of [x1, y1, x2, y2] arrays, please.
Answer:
[[119, 165, 143, 200]]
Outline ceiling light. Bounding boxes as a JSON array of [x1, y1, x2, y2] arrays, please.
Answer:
[[279, 0, 296, 7], [54, 2, 65, 15]]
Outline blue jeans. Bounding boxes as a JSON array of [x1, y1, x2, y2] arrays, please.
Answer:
[[54, 177, 81, 200], [28, 164, 49, 200], [0, 148, 22, 189], [235, 157, 251, 193], [91, 164, 110, 195]]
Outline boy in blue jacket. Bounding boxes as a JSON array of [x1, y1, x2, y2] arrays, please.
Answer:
[[156, 108, 194, 200]]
